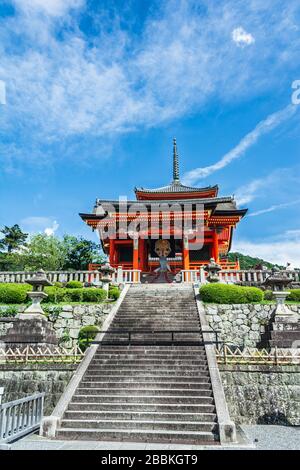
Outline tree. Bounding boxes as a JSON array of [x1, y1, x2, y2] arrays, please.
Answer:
[[0, 224, 28, 253], [62, 235, 105, 270], [22, 234, 66, 271]]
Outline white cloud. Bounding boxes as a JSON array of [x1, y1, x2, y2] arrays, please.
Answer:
[[21, 216, 59, 234], [182, 104, 297, 185], [249, 199, 300, 217], [233, 234, 300, 268], [12, 0, 84, 17], [1, 0, 300, 168], [234, 167, 300, 206], [44, 220, 59, 236], [232, 27, 255, 47]]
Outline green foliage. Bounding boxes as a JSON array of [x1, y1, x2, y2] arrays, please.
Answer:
[[264, 290, 274, 301], [22, 234, 66, 271], [108, 287, 120, 301], [200, 283, 263, 304], [287, 289, 300, 302], [44, 286, 67, 303], [78, 325, 99, 351], [62, 235, 105, 270], [65, 280, 83, 289], [43, 286, 106, 304], [0, 306, 18, 317], [0, 224, 28, 253], [53, 281, 63, 288], [59, 328, 71, 346], [65, 288, 83, 302], [82, 288, 107, 302], [43, 305, 62, 320], [228, 252, 284, 270], [0, 283, 31, 304]]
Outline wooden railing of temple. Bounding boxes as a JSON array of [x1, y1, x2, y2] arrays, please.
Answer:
[[0, 269, 299, 285]]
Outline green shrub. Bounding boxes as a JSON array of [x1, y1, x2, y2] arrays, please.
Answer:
[[287, 289, 300, 302], [53, 281, 63, 288], [200, 283, 263, 304], [64, 288, 83, 302], [44, 286, 67, 303], [0, 283, 32, 304], [264, 290, 274, 301], [82, 288, 107, 302], [108, 287, 120, 301], [65, 280, 83, 289], [0, 306, 18, 317], [78, 325, 99, 351]]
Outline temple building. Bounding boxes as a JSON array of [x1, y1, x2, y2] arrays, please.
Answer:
[[80, 140, 247, 277]]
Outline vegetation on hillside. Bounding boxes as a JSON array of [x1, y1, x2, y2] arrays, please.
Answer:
[[228, 252, 284, 270], [0, 224, 106, 271]]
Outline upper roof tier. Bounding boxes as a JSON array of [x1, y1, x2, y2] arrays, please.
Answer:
[[135, 139, 219, 200]]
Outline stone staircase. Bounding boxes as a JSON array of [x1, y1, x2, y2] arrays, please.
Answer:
[[56, 285, 220, 444]]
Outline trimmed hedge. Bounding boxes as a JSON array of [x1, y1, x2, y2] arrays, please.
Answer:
[[200, 283, 263, 304], [0, 283, 32, 304], [78, 325, 99, 351], [109, 287, 121, 301], [287, 289, 300, 302], [65, 280, 83, 289], [82, 288, 107, 302], [43, 287, 107, 303]]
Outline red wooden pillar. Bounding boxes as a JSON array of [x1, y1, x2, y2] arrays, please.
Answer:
[[183, 236, 190, 270], [212, 230, 219, 263], [133, 237, 139, 281], [109, 239, 115, 266]]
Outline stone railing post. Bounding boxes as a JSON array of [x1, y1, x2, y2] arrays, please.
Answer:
[[117, 266, 123, 284]]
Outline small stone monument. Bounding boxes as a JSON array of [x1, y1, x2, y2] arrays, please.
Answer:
[[204, 258, 221, 283], [264, 268, 296, 320], [4, 270, 58, 349], [19, 269, 53, 319], [264, 268, 299, 348], [99, 262, 115, 293]]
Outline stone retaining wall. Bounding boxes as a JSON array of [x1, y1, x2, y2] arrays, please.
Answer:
[[220, 364, 300, 426], [204, 303, 300, 347], [0, 364, 76, 415], [0, 303, 114, 348]]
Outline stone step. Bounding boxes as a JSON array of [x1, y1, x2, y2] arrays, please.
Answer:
[[76, 387, 212, 397], [85, 369, 210, 377], [56, 428, 219, 444], [79, 381, 212, 390], [67, 402, 216, 413], [72, 395, 214, 404], [95, 346, 206, 352], [60, 418, 218, 432], [87, 366, 209, 373], [64, 410, 217, 422], [93, 354, 207, 360], [83, 375, 211, 383], [89, 359, 208, 366]]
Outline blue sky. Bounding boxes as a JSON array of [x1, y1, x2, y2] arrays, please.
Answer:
[[0, 0, 300, 265]]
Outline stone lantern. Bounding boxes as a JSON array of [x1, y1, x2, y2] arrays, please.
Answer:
[[20, 269, 53, 318], [5, 270, 57, 348], [204, 258, 221, 283], [264, 268, 295, 319], [99, 263, 115, 293]]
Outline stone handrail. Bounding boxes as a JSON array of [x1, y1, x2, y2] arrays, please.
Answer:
[[181, 269, 300, 285], [0, 269, 142, 285]]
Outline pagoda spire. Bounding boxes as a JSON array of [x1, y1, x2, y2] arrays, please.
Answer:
[[173, 138, 180, 182]]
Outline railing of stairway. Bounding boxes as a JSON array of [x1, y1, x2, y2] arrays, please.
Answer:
[[0, 391, 45, 443], [0, 268, 299, 286]]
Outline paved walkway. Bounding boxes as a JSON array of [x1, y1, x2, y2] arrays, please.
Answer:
[[4, 425, 300, 450]]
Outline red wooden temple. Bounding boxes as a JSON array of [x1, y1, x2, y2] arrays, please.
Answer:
[[80, 140, 247, 275]]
